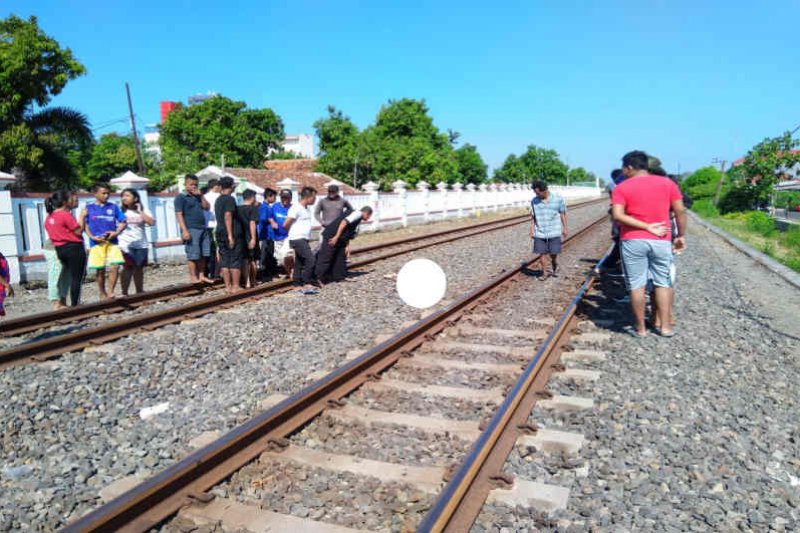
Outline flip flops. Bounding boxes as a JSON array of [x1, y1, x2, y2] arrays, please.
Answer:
[[624, 326, 647, 338], [298, 288, 319, 295]]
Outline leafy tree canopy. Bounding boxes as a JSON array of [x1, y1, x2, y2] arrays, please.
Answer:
[[681, 166, 722, 202], [454, 143, 488, 184], [719, 132, 800, 213], [567, 166, 591, 184], [314, 99, 483, 189], [160, 95, 284, 176], [0, 14, 91, 190], [493, 145, 569, 185]]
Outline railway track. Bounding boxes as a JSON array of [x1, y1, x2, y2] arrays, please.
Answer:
[[61, 212, 611, 533], [0, 198, 606, 369]]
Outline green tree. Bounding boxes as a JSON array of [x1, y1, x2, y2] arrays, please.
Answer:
[[160, 95, 284, 176], [314, 106, 361, 185], [0, 15, 92, 190], [681, 166, 722, 203], [83, 133, 138, 182], [494, 145, 568, 184], [720, 132, 800, 213], [454, 143, 487, 183], [567, 166, 591, 185], [314, 99, 465, 189]]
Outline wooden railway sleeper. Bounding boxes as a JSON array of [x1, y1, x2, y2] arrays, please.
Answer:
[[186, 492, 215, 505]]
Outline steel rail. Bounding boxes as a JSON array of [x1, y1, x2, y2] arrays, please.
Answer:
[[1, 197, 606, 338], [60, 214, 609, 533], [0, 213, 526, 337], [0, 200, 603, 369], [417, 242, 615, 533]]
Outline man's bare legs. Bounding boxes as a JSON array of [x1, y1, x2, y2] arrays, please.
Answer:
[[652, 287, 674, 334], [107, 265, 119, 297], [188, 257, 213, 283], [629, 287, 648, 336]]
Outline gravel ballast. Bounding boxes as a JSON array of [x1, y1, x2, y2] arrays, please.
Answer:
[[0, 202, 606, 531], [472, 222, 800, 532]]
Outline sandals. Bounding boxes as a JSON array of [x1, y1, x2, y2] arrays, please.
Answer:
[[624, 326, 648, 338]]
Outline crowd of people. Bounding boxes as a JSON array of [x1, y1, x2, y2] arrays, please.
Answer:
[[0, 155, 687, 325], [174, 175, 373, 295]]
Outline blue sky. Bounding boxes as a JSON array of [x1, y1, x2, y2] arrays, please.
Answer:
[[6, 1, 800, 178]]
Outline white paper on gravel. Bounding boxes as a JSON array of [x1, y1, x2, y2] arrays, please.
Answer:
[[139, 402, 170, 420], [396, 258, 447, 309]]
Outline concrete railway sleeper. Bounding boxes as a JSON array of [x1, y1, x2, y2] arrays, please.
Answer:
[[60, 213, 610, 533], [0, 198, 606, 369]]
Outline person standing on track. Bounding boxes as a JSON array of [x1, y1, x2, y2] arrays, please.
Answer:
[[175, 174, 214, 284], [284, 186, 318, 294], [203, 178, 222, 280], [237, 189, 260, 289], [269, 190, 294, 279], [79, 183, 127, 300], [118, 188, 154, 295], [45, 190, 86, 307], [611, 150, 687, 338], [314, 184, 353, 239], [315, 206, 373, 283], [214, 177, 245, 294], [529, 181, 567, 278], [258, 188, 278, 279]]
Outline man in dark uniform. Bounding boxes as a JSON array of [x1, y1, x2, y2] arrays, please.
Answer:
[[315, 206, 373, 284]]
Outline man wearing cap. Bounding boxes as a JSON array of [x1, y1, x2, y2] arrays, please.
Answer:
[[268, 189, 293, 278], [314, 184, 353, 236]]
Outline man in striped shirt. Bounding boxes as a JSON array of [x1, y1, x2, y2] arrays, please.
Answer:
[[529, 181, 567, 279]]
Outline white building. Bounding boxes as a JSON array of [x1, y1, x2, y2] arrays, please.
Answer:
[[281, 134, 314, 158], [143, 128, 161, 158]]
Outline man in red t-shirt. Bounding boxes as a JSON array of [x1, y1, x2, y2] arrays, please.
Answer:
[[611, 150, 687, 338]]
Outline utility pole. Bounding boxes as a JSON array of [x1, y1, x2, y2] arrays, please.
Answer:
[[711, 157, 727, 206], [125, 82, 146, 176]]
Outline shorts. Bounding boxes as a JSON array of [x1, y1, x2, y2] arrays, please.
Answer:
[[184, 228, 211, 261], [218, 240, 244, 269], [533, 236, 562, 255], [274, 239, 292, 262], [122, 247, 149, 267], [88, 242, 124, 270], [621, 239, 673, 291], [244, 241, 260, 261]]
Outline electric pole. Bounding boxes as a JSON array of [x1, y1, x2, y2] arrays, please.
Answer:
[[711, 157, 727, 206], [125, 82, 146, 176]]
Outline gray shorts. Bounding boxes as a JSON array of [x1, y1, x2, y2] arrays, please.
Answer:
[[533, 237, 562, 255], [184, 228, 211, 260], [621, 239, 673, 291]]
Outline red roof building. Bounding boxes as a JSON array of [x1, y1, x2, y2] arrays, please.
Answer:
[[226, 160, 361, 195]]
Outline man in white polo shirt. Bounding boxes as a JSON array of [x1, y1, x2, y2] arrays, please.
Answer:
[[283, 186, 318, 294]]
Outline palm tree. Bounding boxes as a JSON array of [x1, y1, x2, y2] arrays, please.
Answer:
[[14, 106, 94, 191]]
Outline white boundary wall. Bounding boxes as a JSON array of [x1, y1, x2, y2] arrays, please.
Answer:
[[5, 183, 600, 283]]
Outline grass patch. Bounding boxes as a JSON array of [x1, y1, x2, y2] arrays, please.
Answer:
[[692, 208, 800, 273]]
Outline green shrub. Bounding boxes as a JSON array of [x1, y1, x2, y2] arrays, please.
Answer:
[[719, 185, 757, 214], [780, 227, 800, 249], [682, 167, 722, 202], [775, 191, 800, 210], [785, 256, 800, 273], [692, 199, 719, 218], [722, 211, 746, 221], [744, 211, 776, 237]]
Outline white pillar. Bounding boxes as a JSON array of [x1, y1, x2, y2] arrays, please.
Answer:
[[417, 181, 430, 223], [490, 183, 499, 212], [478, 183, 488, 215], [392, 180, 408, 227], [362, 181, 380, 231], [0, 172, 19, 283], [436, 182, 449, 220], [452, 182, 464, 218], [466, 183, 477, 215]]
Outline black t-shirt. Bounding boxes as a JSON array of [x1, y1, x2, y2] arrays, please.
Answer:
[[237, 204, 259, 240], [215, 195, 243, 241], [322, 212, 363, 242]]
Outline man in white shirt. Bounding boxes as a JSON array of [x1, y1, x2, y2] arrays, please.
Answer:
[[283, 186, 318, 294], [203, 178, 222, 278]]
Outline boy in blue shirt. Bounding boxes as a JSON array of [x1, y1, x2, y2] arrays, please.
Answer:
[[268, 189, 293, 278], [258, 188, 277, 279], [79, 183, 127, 299]]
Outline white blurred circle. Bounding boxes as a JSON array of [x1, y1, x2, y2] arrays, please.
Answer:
[[396, 258, 447, 309]]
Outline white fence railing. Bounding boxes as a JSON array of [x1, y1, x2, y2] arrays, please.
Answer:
[[4, 183, 601, 283]]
